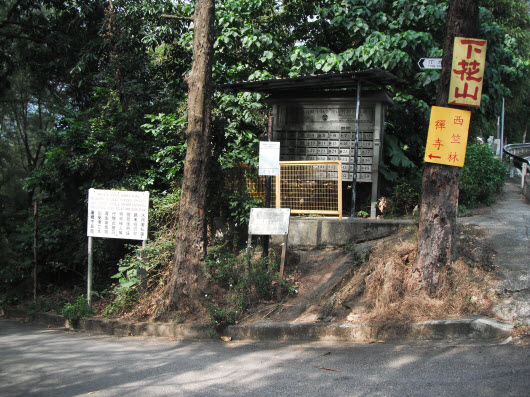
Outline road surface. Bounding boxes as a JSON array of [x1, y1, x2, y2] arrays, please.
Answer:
[[1, 319, 528, 396]]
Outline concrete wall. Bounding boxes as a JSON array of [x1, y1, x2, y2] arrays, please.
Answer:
[[272, 217, 415, 248]]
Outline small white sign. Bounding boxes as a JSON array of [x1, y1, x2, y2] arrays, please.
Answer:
[[87, 189, 149, 240], [418, 58, 442, 69], [259, 141, 280, 176], [248, 208, 290, 235]]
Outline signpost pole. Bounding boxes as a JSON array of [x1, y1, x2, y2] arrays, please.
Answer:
[[500, 97, 505, 160], [351, 79, 362, 217], [246, 233, 253, 274], [33, 201, 37, 304], [263, 116, 273, 258], [87, 236, 93, 307]]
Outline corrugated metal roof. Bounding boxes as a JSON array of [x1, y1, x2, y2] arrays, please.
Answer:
[[221, 68, 401, 93]]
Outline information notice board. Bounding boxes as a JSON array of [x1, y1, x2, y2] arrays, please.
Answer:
[[87, 189, 149, 240]]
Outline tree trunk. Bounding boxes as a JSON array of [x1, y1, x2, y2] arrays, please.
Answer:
[[165, 0, 215, 315], [416, 0, 479, 289]]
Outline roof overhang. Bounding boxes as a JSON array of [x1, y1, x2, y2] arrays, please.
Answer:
[[221, 68, 401, 94]]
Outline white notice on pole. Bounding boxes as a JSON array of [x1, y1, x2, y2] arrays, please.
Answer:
[[87, 189, 149, 240], [259, 141, 280, 176], [248, 208, 290, 235]]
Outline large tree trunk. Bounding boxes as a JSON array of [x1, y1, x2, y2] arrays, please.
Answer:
[[416, 0, 479, 289], [165, 0, 215, 315]]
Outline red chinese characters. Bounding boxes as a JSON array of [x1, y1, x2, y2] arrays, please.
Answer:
[[448, 37, 487, 108]]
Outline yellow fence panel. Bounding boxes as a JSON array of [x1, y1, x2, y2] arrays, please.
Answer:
[[274, 161, 342, 220], [230, 161, 343, 220]]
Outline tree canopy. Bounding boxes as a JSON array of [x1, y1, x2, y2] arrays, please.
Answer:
[[0, 0, 528, 301]]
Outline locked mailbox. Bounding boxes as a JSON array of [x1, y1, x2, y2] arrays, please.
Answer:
[[268, 91, 392, 213]]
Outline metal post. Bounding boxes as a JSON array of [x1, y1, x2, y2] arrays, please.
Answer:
[[263, 115, 273, 258], [350, 79, 362, 217], [87, 236, 93, 307], [33, 201, 37, 304], [245, 234, 252, 274], [500, 97, 505, 160]]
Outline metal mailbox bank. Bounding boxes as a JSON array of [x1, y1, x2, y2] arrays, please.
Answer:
[[223, 69, 399, 218]]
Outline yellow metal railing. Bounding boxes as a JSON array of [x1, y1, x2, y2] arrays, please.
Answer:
[[274, 161, 343, 220], [238, 161, 342, 220]]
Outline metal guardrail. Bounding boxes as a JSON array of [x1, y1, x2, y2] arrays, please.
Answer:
[[503, 143, 530, 192], [504, 143, 530, 169]]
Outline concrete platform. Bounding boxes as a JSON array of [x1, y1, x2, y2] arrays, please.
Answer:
[[273, 217, 415, 248]]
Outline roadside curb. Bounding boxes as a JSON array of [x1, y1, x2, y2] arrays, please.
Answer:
[[1, 307, 513, 343]]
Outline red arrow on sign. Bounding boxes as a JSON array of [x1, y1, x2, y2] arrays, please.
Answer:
[[428, 154, 441, 159]]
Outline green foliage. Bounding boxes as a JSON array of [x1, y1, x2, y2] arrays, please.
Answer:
[[103, 288, 138, 316], [387, 178, 423, 217], [205, 244, 288, 328], [357, 210, 369, 218], [1, 0, 528, 307], [61, 295, 93, 322], [459, 144, 507, 206]]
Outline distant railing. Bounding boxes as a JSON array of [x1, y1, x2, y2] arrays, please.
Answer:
[[504, 143, 530, 191]]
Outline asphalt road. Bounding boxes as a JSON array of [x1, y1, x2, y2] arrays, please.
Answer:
[[1, 319, 528, 397]]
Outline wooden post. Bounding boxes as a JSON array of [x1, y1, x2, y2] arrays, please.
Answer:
[[276, 234, 288, 300]]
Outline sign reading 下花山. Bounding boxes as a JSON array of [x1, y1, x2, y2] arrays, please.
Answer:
[[248, 208, 290, 236], [87, 189, 149, 240], [259, 141, 281, 176], [449, 37, 487, 108], [424, 106, 471, 168]]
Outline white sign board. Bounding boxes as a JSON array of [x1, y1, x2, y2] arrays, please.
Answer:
[[418, 58, 442, 69], [87, 189, 149, 240], [248, 208, 290, 235], [259, 141, 280, 176]]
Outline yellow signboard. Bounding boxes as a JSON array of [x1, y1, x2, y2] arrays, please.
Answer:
[[424, 106, 471, 167], [448, 37, 487, 108]]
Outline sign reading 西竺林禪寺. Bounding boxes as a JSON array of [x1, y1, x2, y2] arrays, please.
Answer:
[[87, 189, 149, 240], [424, 106, 471, 168], [448, 37, 487, 108]]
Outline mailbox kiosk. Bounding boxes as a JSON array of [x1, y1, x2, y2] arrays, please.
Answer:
[[269, 92, 391, 217], [222, 69, 399, 218]]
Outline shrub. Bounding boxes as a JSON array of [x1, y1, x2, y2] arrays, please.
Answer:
[[385, 170, 423, 217], [205, 244, 292, 328], [61, 295, 93, 322], [459, 144, 507, 206]]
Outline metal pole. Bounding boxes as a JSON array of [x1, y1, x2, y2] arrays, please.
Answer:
[[263, 115, 273, 258], [350, 79, 362, 217], [33, 201, 37, 304], [500, 97, 505, 160], [87, 236, 93, 307]]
